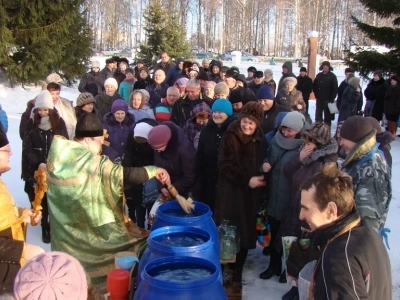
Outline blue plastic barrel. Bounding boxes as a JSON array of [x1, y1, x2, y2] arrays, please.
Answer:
[[134, 256, 227, 300], [137, 226, 220, 287], [151, 201, 219, 254]]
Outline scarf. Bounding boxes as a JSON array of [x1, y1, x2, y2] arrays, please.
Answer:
[[275, 131, 303, 150], [301, 138, 338, 165], [38, 117, 52, 131]]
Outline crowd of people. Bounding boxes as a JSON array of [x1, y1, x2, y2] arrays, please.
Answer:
[[0, 50, 398, 300]]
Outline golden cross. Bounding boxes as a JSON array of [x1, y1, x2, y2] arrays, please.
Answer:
[[103, 129, 110, 146]]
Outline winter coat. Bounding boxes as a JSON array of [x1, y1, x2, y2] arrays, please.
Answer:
[[54, 98, 77, 140], [146, 83, 169, 109], [134, 76, 154, 90], [128, 106, 155, 123], [264, 79, 277, 95], [214, 120, 267, 249], [102, 111, 135, 161], [377, 131, 393, 168], [247, 81, 265, 96], [153, 61, 175, 76], [22, 118, 68, 184], [154, 98, 173, 121], [0, 104, 8, 133], [264, 131, 303, 221], [341, 130, 391, 232], [364, 78, 386, 121], [122, 119, 158, 206], [170, 93, 211, 128], [74, 106, 101, 121], [260, 103, 289, 134], [78, 71, 105, 97], [277, 61, 296, 91], [336, 79, 349, 110], [282, 139, 338, 237], [338, 85, 363, 122], [94, 92, 123, 120], [19, 99, 36, 140], [100, 66, 114, 79], [166, 65, 183, 86], [296, 75, 313, 102], [153, 121, 199, 198], [313, 71, 338, 102], [118, 79, 135, 104], [210, 74, 222, 84], [182, 102, 211, 143], [311, 210, 392, 300], [196, 116, 237, 212], [275, 88, 306, 114], [113, 70, 126, 86], [384, 84, 400, 115]]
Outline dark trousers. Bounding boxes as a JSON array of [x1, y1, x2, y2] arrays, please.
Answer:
[[27, 188, 50, 231], [268, 216, 282, 270], [315, 99, 332, 126], [126, 196, 148, 229]]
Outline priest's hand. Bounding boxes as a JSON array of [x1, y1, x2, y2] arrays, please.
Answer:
[[23, 244, 45, 261], [38, 163, 46, 170], [156, 168, 170, 184]]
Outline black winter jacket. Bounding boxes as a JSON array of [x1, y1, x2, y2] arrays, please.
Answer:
[[78, 71, 105, 97], [296, 75, 313, 102], [384, 84, 400, 115], [170, 94, 211, 128], [247, 81, 265, 96], [313, 71, 338, 103], [94, 92, 123, 120], [260, 103, 289, 134], [364, 78, 386, 121]]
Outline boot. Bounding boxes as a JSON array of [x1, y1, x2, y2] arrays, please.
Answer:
[[279, 270, 287, 283], [282, 286, 299, 300], [232, 267, 243, 283], [42, 228, 51, 244], [259, 255, 281, 280], [262, 246, 271, 256], [224, 281, 243, 298]]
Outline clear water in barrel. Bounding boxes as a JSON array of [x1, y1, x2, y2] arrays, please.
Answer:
[[151, 264, 212, 282], [162, 208, 203, 217], [153, 232, 208, 247]]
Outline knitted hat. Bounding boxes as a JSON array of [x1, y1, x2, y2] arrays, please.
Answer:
[[340, 116, 374, 143], [0, 124, 9, 148], [247, 66, 257, 73], [139, 89, 150, 100], [300, 67, 307, 72], [257, 85, 275, 100], [214, 82, 229, 96], [224, 69, 237, 78], [212, 99, 233, 117], [14, 252, 87, 300], [46, 73, 62, 84], [35, 90, 54, 110], [75, 112, 103, 138], [76, 93, 95, 107], [283, 76, 298, 86], [229, 88, 246, 104], [134, 122, 154, 140], [139, 66, 149, 74], [91, 60, 100, 68], [264, 69, 273, 77], [176, 77, 189, 87], [111, 99, 128, 113], [365, 116, 383, 134], [104, 78, 118, 90], [303, 122, 331, 145], [281, 111, 306, 132], [240, 101, 263, 124], [148, 125, 172, 150], [254, 71, 264, 78]]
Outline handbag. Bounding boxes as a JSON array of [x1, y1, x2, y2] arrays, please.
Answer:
[[327, 101, 339, 114], [256, 209, 271, 247], [142, 178, 160, 208]]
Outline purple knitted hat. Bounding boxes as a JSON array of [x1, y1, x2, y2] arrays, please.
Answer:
[[111, 99, 129, 113], [14, 252, 87, 300]]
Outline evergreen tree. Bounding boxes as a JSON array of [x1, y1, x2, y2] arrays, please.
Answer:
[[346, 0, 400, 77], [0, 0, 92, 84], [139, 0, 190, 65]]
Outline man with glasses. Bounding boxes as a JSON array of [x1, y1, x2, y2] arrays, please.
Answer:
[[78, 60, 105, 97]]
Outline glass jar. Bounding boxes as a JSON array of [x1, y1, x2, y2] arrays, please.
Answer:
[[227, 225, 240, 253], [220, 233, 235, 260]]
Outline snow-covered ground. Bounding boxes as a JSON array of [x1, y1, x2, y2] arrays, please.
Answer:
[[0, 61, 399, 299]]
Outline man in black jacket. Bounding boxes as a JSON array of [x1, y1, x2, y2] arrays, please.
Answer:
[[298, 163, 391, 300], [257, 85, 289, 134], [247, 71, 266, 96], [313, 61, 338, 126], [296, 67, 313, 114]]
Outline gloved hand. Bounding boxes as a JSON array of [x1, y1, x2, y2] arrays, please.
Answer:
[[379, 228, 391, 250]]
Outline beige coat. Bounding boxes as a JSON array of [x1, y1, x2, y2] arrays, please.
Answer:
[[55, 97, 77, 139]]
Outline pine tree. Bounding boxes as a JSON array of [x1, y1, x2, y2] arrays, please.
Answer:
[[346, 0, 400, 77], [0, 0, 92, 84], [139, 0, 190, 65]]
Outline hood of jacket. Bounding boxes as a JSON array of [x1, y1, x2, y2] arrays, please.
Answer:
[[103, 110, 135, 126], [341, 129, 377, 168], [282, 61, 293, 74], [190, 101, 212, 121]]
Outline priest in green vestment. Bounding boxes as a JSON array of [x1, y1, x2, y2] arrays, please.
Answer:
[[45, 113, 170, 286]]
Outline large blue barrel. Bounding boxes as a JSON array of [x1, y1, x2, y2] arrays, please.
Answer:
[[151, 201, 219, 254], [137, 226, 220, 287], [134, 256, 227, 300]]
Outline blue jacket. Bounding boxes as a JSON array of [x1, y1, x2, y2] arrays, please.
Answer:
[[0, 104, 8, 133], [102, 111, 135, 161]]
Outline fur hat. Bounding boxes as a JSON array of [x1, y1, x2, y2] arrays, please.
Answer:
[[35, 90, 54, 110], [76, 93, 95, 107], [224, 69, 237, 79], [236, 74, 247, 87], [91, 60, 100, 68], [247, 66, 257, 73], [198, 72, 209, 81], [281, 111, 306, 132], [240, 101, 263, 124], [254, 71, 264, 78], [303, 122, 331, 145], [148, 125, 172, 150], [214, 82, 229, 96], [230, 66, 240, 75], [46, 73, 62, 84], [340, 116, 374, 143], [75, 112, 103, 138], [104, 78, 118, 90], [212, 99, 233, 117], [229, 87, 246, 104], [111, 99, 128, 113], [283, 76, 298, 86]]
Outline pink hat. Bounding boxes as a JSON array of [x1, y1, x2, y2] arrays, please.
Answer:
[[14, 252, 87, 300], [148, 125, 172, 150]]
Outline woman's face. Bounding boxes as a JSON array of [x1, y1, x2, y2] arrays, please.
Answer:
[[114, 111, 126, 122], [105, 85, 116, 96], [131, 94, 142, 109], [240, 117, 257, 136], [391, 79, 397, 86], [37, 108, 49, 117], [285, 82, 295, 92], [204, 87, 214, 98], [82, 103, 94, 113], [281, 126, 299, 139], [140, 70, 148, 79], [373, 74, 380, 81], [120, 63, 127, 72], [264, 72, 271, 79], [212, 66, 220, 74], [212, 111, 228, 125]]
